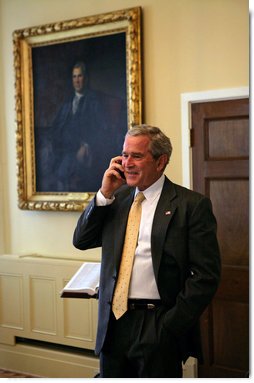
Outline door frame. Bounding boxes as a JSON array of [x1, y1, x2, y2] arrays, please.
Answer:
[[181, 87, 249, 189], [180, 87, 249, 377]]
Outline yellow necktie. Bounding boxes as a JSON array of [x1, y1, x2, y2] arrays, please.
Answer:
[[112, 192, 145, 320]]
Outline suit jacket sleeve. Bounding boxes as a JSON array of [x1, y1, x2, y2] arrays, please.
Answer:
[[73, 197, 109, 250]]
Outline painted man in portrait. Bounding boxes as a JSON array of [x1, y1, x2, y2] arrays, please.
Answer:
[[51, 61, 110, 192]]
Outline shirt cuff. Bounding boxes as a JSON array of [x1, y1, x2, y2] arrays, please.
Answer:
[[96, 189, 115, 206]]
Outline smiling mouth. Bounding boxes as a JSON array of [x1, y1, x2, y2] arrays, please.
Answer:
[[126, 170, 139, 176]]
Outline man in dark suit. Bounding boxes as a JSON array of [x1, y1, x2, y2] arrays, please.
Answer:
[[73, 125, 221, 377]]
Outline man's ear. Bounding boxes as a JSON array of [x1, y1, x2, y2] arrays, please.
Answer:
[[156, 154, 169, 172]]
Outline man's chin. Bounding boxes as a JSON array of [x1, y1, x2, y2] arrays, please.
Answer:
[[125, 176, 139, 187]]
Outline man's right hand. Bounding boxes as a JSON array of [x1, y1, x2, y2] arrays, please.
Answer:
[[100, 156, 126, 199]]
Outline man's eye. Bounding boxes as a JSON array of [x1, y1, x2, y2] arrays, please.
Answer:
[[122, 154, 143, 159], [132, 155, 143, 159]]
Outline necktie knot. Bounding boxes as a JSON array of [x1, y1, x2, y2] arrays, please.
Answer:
[[134, 192, 145, 204]]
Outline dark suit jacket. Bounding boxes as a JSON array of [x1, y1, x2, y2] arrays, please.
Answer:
[[73, 177, 221, 362]]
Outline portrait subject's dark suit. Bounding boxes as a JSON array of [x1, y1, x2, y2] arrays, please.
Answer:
[[51, 88, 108, 192], [50, 88, 126, 193], [73, 176, 221, 363]]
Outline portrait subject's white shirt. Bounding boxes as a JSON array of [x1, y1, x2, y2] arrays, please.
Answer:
[[96, 174, 165, 300], [72, 92, 83, 114]]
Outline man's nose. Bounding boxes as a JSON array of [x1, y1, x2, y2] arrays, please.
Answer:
[[124, 156, 134, 167]]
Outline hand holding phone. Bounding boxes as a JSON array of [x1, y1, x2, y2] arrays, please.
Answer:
[[100, 156, 126, 199]]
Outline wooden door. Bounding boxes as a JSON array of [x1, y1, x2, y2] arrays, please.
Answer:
[[191, 98, 249, 378]]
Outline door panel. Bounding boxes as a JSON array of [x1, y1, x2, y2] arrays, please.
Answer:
[[191, 98, 249, 378], [207, 118, 249, 159], [210, 179, 248, 266]]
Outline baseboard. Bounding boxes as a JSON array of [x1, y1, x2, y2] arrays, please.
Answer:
[[0, 342, 99, 378]]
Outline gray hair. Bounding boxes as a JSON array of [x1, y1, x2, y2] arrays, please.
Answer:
[[126, 124, 173, 164]]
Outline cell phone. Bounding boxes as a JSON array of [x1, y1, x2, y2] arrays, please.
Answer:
[[116, 160, 126, 179], [118, 169, 126, 179]]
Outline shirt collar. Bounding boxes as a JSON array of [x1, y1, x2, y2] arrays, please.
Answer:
[[135, 174, 165, 202], [75, 92, 83, 99]]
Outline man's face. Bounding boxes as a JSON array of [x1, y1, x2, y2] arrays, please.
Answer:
[[122, 135, 166, 191], [72, 67, 85, 93]]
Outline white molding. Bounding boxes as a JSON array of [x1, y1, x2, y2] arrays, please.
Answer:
[[0, 343, 99, 378], [181, 87, 249, 188]]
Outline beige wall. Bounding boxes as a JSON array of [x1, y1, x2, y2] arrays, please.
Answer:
[[0, 0, 249, 259]]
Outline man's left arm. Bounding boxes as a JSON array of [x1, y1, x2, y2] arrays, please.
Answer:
[[163, 196, 221, 337]]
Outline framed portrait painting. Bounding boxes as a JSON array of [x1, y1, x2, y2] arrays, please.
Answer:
[[13, 7, 142, 211]]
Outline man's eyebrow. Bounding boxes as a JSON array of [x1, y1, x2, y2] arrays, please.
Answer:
[[122, 151, 143, 155]]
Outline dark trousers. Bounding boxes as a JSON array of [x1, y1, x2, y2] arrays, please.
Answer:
[[100, 307, 183, 378]]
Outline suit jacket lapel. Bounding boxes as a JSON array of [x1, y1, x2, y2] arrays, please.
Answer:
[[151, 178, 177, 282]]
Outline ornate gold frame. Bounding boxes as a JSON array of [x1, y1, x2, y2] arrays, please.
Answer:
[[13, 7, 142, 212]]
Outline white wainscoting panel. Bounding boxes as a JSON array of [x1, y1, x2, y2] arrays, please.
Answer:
[[29, 276, 57, 335], [63, 298, 94, 342], [0, 273, 24, 330]]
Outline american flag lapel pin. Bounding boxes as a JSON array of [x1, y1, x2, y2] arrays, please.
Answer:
[[165, 210, 171, 215]]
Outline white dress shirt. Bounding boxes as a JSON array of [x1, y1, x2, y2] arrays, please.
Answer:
[[72, 92, 83, 114], [96, 174, 165, 299]]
